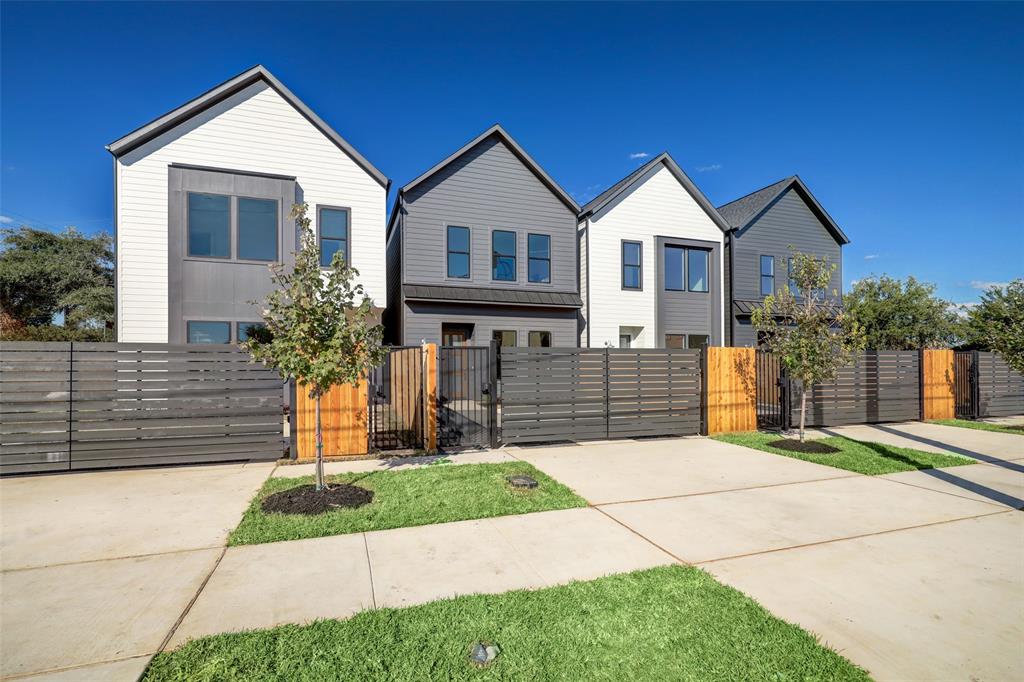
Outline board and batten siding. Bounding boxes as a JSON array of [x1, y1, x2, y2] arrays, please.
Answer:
[[730, 187, 843, 346], [586, 165, 724, 348], [116, 80, 386, 342], [401, 136, 578, 292]]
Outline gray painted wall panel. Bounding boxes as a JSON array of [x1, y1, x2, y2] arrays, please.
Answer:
[[403, 302, 576, 347], [655, 237, 721, 345]]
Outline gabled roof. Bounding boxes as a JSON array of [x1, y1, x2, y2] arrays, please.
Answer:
[[106, 65, 389, 190], [395, 123, 580, 215], [578, 152, 731, 233], [717, 176, 849, 245]]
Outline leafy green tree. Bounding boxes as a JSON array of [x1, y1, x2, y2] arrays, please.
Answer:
[[0, 226, 114, 332], [753, 250, 866, 441], [243, 203, 387, 491], [960, 279, 1024, 374], [845, 275, 958, 349]]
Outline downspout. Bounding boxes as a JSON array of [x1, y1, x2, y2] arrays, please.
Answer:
[[585, 217, 591, 348], [727, 228, 736, 346]]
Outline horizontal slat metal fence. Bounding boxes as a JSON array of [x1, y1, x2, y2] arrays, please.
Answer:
[[790, 351, 921, 427], [1, 342, 286, 475], [500, 347, 702, 444], [976, 351, 1024, 418], [607, 349, 702, 438]]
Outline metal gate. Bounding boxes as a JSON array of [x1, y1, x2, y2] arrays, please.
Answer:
[[438, 344, 497, 449], [954, 351, 978, 419], [368, 346, 424, 451], [755, 351, 791, 430]]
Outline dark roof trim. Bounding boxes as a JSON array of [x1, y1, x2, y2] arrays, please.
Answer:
[[396, 124, 580, 214], [168, 163, 296, 182], [718, 176, 849, 245], [403, 284, 583, 309], [578, 152, 731, 233], [106, 65, 390, 190]]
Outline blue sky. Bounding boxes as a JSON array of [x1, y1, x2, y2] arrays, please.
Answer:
[[2, 1, 1021, 304]]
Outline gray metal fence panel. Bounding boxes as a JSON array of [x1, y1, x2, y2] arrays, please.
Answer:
[[607, 349, 702, 438], [1, 342, 286, 474], [791, 351, 921, 427], [976, 352, 1024, 418]]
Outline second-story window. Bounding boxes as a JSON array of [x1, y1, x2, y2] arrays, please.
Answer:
[[492, 230, 516, 281], [528, 234, 551, 283], [319, 207, 350, 268], [665, 245, 685, 291], [688, 249, 709, 292], [188, 193, 231, 258], [787, 256, 798, 296], [237, 198, 278, 261], [664, 245, 710, 292], [446, 225, 470, 278], [622, 241, 642, 290], [760, 255, 775, 296]]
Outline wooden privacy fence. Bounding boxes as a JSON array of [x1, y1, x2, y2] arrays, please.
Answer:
[[1, 342, 286, 475], [922, 349, 955, 420], [706, 347, 757, 434]]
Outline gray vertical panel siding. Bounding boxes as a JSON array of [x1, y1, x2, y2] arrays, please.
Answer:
[[977, 352, 1024, 417], [403, 302, 577, 347], [402, 136, 578, 292], [655, 237, 721, 345], [731, 189, 843, 301]]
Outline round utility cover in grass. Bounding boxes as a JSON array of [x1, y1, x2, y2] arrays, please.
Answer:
[[262, 484, 373, 515], [506, 474, 538, 489], [768, 439, 841, 454]]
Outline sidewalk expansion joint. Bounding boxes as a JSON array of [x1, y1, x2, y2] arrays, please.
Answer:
[[0, 545, 224, 574], [362, 532, 377, 609], [156, 545, 229, 655], [590, 505, 691, 567], [593, 473, 861, 508]]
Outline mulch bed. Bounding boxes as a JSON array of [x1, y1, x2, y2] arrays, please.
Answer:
[[261, 484, 374, 515], [768, 438, 841, 454]]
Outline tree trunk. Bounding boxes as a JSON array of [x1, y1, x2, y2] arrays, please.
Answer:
[[315, 395, 325, 492], [799, 384, 807, 442]]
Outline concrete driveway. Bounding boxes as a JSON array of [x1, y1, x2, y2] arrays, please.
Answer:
[[512, 427, 1024, 681], [0, 462, 274, 681]]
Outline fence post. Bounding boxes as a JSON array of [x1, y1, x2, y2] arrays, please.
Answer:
[[488, 339, 500, 448], [700, 346, 709, 435], [423, 343, 438, 452]]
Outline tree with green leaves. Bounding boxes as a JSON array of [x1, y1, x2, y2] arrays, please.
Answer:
[[959, 279, 1024, 375], [845, 275, 958, 350], [243, 203, 387, 491], [0, 226, 115, 332], [753, 250, 866, 441]]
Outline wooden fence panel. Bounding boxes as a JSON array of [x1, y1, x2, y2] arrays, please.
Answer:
[[295, 381, 368, 459], [922, 349, 955, 420], [706, 347, 756, 434]]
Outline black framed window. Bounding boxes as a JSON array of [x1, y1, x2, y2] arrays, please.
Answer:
[[622, 241, 642, 290], [187, 321, 231, 344], [528, 234, 551, 283], [446, 226, 471, 279], [760, 255, 775, 296], [688, 334, 710, 349], [492, 230, 516, 281], [664, 245, 685, 291], [237, 322, 266, 343], [492, 330, 517, 347], [528, 331, 552, 347], [237, 198, 278, 261], [688, 249, 709, 292], [319, 207, 349, 267], [664, 334, 685, 349], [187, 193, 230, 258]]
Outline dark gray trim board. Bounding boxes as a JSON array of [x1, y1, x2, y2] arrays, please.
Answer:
[[107, 65, 390, 190]]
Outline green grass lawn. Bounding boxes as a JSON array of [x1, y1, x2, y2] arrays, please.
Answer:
[[714, 431, 975, 475], [930, 418, 1024, 436], [143, 565, 869, 682], [228, 462, 587, 546]]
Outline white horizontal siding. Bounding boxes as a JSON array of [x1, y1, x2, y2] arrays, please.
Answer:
[[587, 165, 724, 348], [116, 81, 386, 342]]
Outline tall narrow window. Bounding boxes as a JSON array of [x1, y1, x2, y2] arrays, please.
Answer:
[[492, 230, 516, 281], [787, 257, 798, 296], [446, 226, 470, 278], [237, 198, 278, 261], [688, 249, 709, 292], [187, 193, 230, 258], [528, 234, 551, 283], [319, 207, 349, 267], [622, 241, 642, 290], [528, 331, 552, 347], [760, 255, 775, 296], [664, 245, 685, 291]]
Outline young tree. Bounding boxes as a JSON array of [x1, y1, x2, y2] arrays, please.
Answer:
[[845, 275, 958, 350], [960, 279, 1024, 374], [243, 203, 387, 491], [752, 250, 866, 441]]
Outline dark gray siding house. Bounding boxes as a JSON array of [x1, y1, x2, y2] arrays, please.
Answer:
[[718, 176, 849, 346], [386, 125, 582, 347]]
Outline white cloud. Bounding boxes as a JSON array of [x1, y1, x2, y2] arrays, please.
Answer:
[[970, 280, 1010, 290], [628, 152, 650, 160], [695, 163, 722, 173], [0, 215, 12, 224], [863, 254, 879, 260]]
